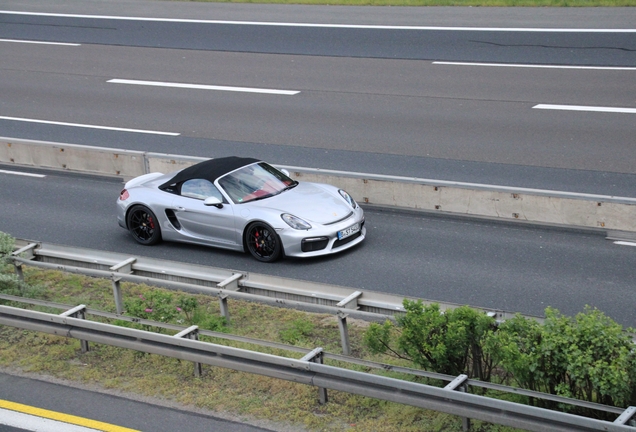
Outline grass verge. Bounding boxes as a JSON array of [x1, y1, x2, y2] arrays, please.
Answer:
[[0, 266, 521, 432]]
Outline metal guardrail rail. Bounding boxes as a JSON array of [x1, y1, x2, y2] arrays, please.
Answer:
[[11, 238, 537, 321], [0, 303, 634, 432]]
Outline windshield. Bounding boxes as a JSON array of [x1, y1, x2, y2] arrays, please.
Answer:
[[218, 163, 296, 204]]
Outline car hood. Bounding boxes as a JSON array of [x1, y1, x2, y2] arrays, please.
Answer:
[[248, 182, 353, 225]]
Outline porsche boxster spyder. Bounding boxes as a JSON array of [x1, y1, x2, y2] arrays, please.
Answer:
[[116, 157, 366, 262]]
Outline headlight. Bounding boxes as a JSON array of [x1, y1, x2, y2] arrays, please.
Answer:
[[338, 189, 357, 209], [281, 213, 312, 230]]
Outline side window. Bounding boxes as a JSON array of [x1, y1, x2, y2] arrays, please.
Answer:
[[181, 179, 223, 201]]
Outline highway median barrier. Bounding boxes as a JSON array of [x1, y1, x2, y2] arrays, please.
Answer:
[[2, 136, 636, 236]]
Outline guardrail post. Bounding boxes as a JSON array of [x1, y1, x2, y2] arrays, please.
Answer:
[[216, 274, 243, 325], [219, 294, 230, 324], [444, 374, 471, 431], [11, 243, 37, 282], [301, 348, 327, 404], [111, 278, 124, 315], [337, 311, 351, 356], [60, 305, 89, 353], [174, 326, 202, 377], [110, 258, 136, 315], [459, 384, 471, 431]]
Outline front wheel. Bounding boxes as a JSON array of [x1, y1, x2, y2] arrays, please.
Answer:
[[127, 205, 161, 245], [245, 222, 282, 262]]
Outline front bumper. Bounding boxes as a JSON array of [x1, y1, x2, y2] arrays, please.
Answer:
[[278, 208, 366, 258]]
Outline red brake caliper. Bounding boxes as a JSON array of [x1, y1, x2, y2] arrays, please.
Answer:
[[254, 231, 260, 249], [148, 216, 155, 229]]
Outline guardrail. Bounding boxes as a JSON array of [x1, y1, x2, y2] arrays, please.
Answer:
[[11, 238, 537, 356], [0, 302, 634, 432], [2, 136, 636, 235]]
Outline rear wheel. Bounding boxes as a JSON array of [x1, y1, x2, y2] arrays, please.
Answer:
[[245, 222, 281, 262], [127, 205, 161, 245]]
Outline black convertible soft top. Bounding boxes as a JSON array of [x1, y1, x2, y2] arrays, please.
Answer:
[[159, 157, 259, 190]]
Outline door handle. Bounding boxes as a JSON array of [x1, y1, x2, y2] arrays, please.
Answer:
[[174, 206, 186, 212]]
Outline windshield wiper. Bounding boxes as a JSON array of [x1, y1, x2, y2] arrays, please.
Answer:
[[248, 193, 275, 202], [280, 181, 299, 193], [247, 182, 298, 202]]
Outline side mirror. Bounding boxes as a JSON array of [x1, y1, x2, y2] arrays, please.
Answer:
[[280, 168, 290, 177], [204, 196, 223, 208]]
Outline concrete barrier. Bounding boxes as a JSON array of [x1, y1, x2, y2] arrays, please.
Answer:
[[2, 136, 636, 235], [0, 137, 146, 178]]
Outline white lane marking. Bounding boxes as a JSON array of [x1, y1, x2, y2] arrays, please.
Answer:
[[0, 116, 180, 136], [108, 79, 300, 95], [0, 38, 80, 46], [0, 408, 101, 432], [1, 11, 635, 32], [433, 61, 636, 71], [0, 169, 46, 178], [533, 104, 636, 114], [614, 241, 636, 247]]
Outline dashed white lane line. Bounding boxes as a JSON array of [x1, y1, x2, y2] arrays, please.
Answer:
[[2, 11, 635, 32], [433, 61, 636, 71], [533, 104, 636, 114], [0, 169, 46, 178], [107, 78, 300, 95], [614, 241, 636, 247], [0, 116, 180, 136], [0, 38, 80, 46]]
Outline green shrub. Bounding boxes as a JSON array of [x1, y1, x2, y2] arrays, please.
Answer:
[[364, 300, 497, 380], [484, 307, 636, 415]]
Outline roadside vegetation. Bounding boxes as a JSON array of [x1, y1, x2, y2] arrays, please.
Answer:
[[1, 231, 635, 430], [186, 0, 636, 7]]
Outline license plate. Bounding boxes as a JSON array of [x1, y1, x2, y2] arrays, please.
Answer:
[[338, 223, 360, 240]]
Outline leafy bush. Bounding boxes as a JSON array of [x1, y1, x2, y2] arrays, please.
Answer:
[[484, 307, 636, 414], [364, 300, 497, 380], [365, 300, 636, 417]]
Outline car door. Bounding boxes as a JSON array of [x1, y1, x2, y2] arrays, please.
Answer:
[[170, 179, 238, 246]]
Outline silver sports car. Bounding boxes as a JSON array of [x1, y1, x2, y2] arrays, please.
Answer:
[[117, 157, 366, 262]]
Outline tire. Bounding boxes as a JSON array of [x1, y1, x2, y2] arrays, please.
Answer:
[[245, 222, 282, 262], [126, 205, 162, 245]]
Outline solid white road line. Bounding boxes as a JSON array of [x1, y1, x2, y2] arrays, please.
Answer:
[[0, 408, 101, 432], [0, 116, 180, 136], [0, 170, 46, 178], [433, 61, 636, 71], [1, 11, 635, 32], [533, 104, 636, 114], [0, 38, 80, 46], [107, 79, 300, 95], [614, 241, 636, 247]]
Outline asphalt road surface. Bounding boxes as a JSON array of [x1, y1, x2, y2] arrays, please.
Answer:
[[0, 3, 635, 429], [0, 2, 635, 195]]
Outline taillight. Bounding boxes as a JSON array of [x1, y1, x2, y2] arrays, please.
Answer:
[[119, 189, 129, 200]]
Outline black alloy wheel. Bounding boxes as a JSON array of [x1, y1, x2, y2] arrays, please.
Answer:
[[127, 205, 162, 245], [245, 222, 282, 262]]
